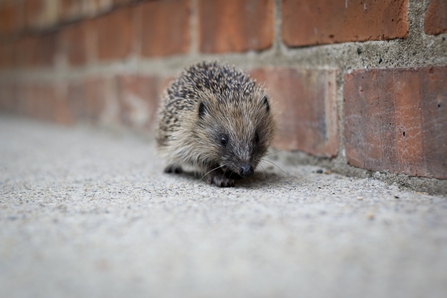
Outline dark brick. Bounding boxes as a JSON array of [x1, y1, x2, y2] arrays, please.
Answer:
[[140, 0, 190, 57], [250, 67, 338, 157], [96, 8, 132, 60], [343, 66, 447, 180], [14, 32, 58, 68], [116, 75, 160, 130], [0, 42, 17, 68], [282, 0, 408, 47], [15, 37, 38, 67], [0, 1, 23, 36], [37, 32, 58, 67], [424, 0, 447, 35], [198, 0, 274, 53]]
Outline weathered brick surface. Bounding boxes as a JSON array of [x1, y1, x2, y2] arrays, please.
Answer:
[[96, 8, 132, 60], [15, 37, 38, 67], [67, 78, 107, 123], [250, 68, 338, 157], [282, 0, 408, 47], [0, 42, 17, 68], [61, 23, 88, 66], [24, 0, 45, 29], [117, 75, 160, 130], [0, 1, 23, 36], [344, 66, 447, 180], [8, 33, 58, 68], [198, 0, 274, 53], [14, 33, 58, 68], [36, 32, 59, 67], [140, 0, 190, 57], [30, 84, 62, 121], [60, 0, 84, 22], [24, 0, 58, 29], [424, 0, 447, 35], [11, 83, 69, 123]]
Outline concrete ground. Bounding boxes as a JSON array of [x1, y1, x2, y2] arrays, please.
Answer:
[[1, 115, 446, 298]]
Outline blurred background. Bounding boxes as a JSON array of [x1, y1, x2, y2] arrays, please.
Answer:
[[0, 0, 446, 181]]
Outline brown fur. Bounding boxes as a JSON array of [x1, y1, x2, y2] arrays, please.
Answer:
[[156, 61, 275, 187]]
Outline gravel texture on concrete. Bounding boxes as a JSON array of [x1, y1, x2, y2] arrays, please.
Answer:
[[1, 115, 447, 298]]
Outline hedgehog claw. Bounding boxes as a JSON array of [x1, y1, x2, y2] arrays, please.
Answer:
[[164, 165, 183, 174], [206, 169, 234, 187]]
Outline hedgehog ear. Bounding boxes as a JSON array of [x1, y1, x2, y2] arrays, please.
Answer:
[[262, 95, 270, 113], [198, 102, 207, 119]]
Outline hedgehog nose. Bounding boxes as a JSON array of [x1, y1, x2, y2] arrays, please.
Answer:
[[239, 165, 254, 178]]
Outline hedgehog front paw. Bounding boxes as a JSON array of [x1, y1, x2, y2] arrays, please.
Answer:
[[207, 171, 235, 187], [164, 165, 183, 174]]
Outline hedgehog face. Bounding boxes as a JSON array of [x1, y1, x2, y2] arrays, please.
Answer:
[[196, 92, 275, 179]]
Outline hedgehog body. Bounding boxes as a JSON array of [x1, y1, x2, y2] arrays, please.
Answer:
[[156, 61, 275, 187]]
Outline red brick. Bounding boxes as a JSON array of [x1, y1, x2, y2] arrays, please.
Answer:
[[140, 0, 190, 57], [15, 33, 58, 68], [116, 75, 160, 130], [67, 78, 107, 123], [282, 0, 408, 47], [24, 0, 45, 29], [198, 0, 273, 53], [250, 68, 338, 157], [0, 42, 17, 68], [15, 37, 38, 67], [24, 0, 58, 29], [343, 66, 447, 180], [0, 1, 23, 36], [14, 34, 56, 68], [61, 23, 88, 66], [37, 32, 58, 66], [424, 0, 447, 35], [13, 83, 68, 122], [96, 8, 132, 60], [59, 0, 84, 22]]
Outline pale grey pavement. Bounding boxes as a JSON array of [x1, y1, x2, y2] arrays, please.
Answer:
[[1, 115, 447, 298]]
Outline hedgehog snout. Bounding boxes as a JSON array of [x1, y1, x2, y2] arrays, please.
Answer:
[[239, 163, 254, 178]]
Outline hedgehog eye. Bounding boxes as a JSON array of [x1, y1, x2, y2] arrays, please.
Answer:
[[220, 135, 228, 147], [198, 102, 206, 119], [254, 133, 260, 143], [262, 95, 270, 113]]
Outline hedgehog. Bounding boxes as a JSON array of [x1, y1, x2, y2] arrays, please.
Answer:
[[156, 61, 275, 187]]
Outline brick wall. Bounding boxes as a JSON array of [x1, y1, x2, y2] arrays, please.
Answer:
[[0, 0, 446, 181]]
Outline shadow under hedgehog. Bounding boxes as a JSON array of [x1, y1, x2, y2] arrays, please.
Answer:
[[156, 61, 275, 187]]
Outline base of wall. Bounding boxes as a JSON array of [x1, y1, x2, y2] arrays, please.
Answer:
[[271, 150, 447, 196]]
